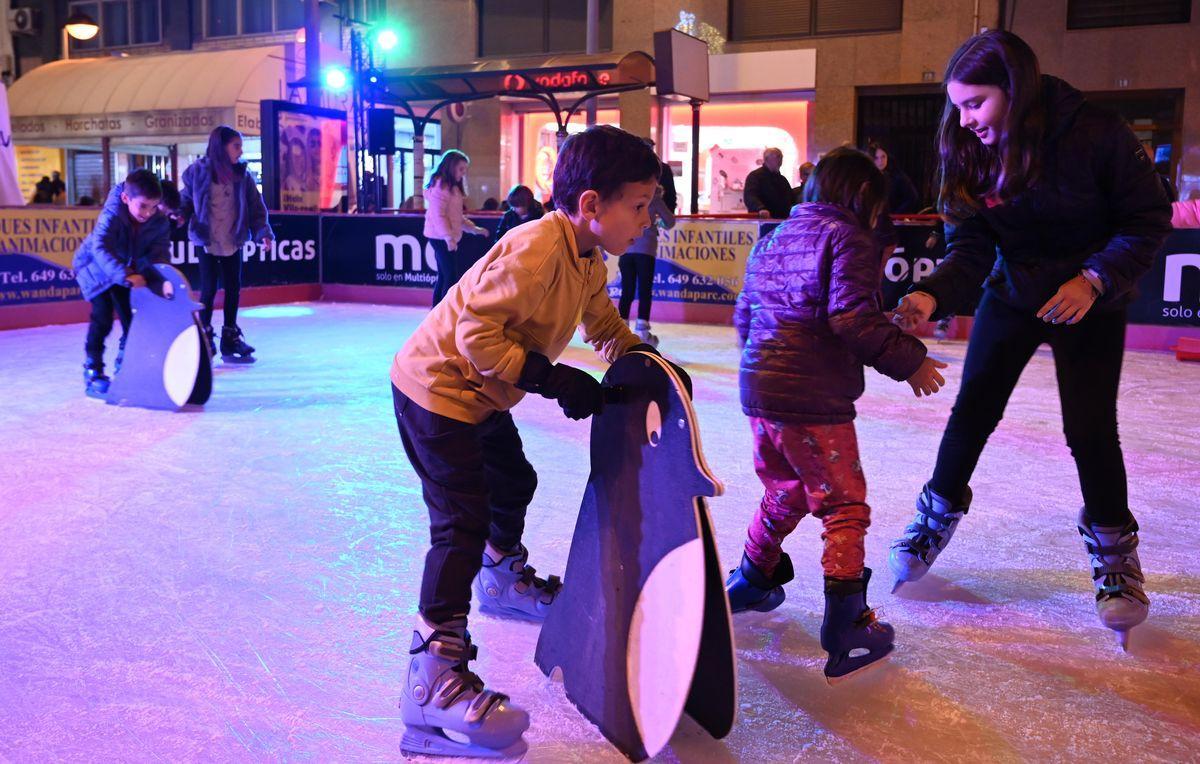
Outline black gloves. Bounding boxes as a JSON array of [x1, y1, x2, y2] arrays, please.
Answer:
[[629, 343, 693, 398], [517, 351, 604, 420]]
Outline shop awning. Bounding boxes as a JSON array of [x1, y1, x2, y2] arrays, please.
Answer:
[[8, 46, 288, 143], [370, 51, 654, 101]]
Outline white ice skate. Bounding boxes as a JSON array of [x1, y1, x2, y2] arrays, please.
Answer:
[[1077, 510, 1149, 651], [889, 484, 972, 591], [400, 617, 529, 758], [473, 543, 562, 621]]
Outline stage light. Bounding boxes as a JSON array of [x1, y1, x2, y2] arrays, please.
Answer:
[[323, 66, 349, 92], [376, 28, 399, 51]]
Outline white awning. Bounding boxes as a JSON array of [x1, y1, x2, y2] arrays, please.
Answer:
[[9, 46, 288, 143]]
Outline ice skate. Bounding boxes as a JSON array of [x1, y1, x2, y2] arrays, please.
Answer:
[[724, 551, 793, 614], [633, 319, 658, 348], [83, 359, 110, 399], [1077, 510, 1149, 651], [220, 325, 256, 363], [889, 484, 972, 590], [821, 568, 894, 684], [473, 542, 562, 621], [400, 617, 529, 759]]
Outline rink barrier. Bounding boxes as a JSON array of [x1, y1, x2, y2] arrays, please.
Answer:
[[2, 208, 1197, 351]]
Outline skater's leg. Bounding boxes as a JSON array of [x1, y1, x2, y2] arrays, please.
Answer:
[[430, 240, 453, 307], [635, 254, 655, 323], [473, 412, 560, 620], [113, 286, 133, 372], [391, 386, 530, 756], [793, 423, 870, 582], [84, 289, 116, 395], [725, 417, 804, 614], [928, 292, 1044, 499], [392, 386, 492, 625], [84, 289, 116, 366], [618, 254, 637, 320], [892, 294, 1043, 583], [1048, 310, 1148, 645], [219, 253, 242, 329], [1048, 309, 1130, 525], [744, 417, 810, 577], [196, 249, 220, 328]]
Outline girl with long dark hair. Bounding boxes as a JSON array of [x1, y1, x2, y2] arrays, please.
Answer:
[[889, 31, 1172, 649], [180, 125, 274, 362]]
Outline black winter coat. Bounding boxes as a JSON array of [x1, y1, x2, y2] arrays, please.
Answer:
[[919, 76, 1172, 319], [735, 203, 927, 424], [743, 166, 795, 220], [494, 200, 545, 244]]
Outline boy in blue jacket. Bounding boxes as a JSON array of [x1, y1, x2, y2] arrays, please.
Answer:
[[73, 169, 172, 398]]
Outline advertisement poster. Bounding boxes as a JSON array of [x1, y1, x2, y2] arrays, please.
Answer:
[[606, 218, 760, 305], [15, 146, 65, 203], [278, 111, 347, 212]]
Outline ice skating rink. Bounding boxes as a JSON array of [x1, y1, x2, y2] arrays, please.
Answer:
[[2, 302, 1197, 762]]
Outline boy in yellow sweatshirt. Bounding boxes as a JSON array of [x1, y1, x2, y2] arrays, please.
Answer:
[[392, 126, 688, 758]]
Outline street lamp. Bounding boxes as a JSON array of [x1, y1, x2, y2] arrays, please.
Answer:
[[63, 10, 99, 61]]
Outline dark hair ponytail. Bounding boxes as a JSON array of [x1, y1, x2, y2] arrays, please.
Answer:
[[802, 147, 887, 230]]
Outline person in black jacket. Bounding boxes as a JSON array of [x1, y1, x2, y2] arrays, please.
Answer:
[[493, 184, 544, 244], [743, 148, 794, 219], [72, 169, 173, 398], [889, 31, 1171, 649]]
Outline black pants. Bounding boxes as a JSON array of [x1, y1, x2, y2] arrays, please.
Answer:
[[197, 250, 242, 328], [431, 239, 478, 307], [85, 285, 133, 365], [929, 292, 1130, 525], [618, 253, 655, 321], [392, 385, 539, 624]]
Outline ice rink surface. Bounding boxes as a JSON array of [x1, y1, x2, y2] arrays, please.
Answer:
[[2, 302, 1197, 762]]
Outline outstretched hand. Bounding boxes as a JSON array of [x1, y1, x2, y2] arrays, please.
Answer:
[[891, 292, 936, 332], [907, 356, 948, 397]]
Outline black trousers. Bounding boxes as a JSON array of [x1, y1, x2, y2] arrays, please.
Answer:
[[392, 385, 539, 624], [929, 292, 1131, 525], [618, 253, 655, 321], [197, 250, 242, 328], [430, 239, 479, 307], [84, 285, 133, 365]]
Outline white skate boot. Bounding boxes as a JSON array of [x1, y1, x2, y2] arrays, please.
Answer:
[[473, 542, 562, 621], [1077, 510, 1149, 651]]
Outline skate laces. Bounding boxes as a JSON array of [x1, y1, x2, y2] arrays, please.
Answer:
[[1080, 526, 1147, 605], [856, 607, 887, 632]]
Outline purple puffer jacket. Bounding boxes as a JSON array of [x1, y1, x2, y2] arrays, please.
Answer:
[[734, 203, 927, 424]]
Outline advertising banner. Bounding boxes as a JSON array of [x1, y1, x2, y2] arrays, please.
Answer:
[[169, 213, 321, 288], [322, 214, 499, 289], [606, 218, 759, 305]]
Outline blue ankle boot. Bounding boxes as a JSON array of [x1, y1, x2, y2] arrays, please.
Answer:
[[725, 552, 794, 614]]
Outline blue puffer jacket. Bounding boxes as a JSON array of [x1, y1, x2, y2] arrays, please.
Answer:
[[180, 158, 273, 251], [735, 203, 927, 424], [72, 184, 171, 301]]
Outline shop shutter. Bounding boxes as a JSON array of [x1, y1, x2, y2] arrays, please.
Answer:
[[72, 153, 105, 204], [815, 0, 903, 35], [1067, 0, 1190, 29], [729, 0, 813, 41]]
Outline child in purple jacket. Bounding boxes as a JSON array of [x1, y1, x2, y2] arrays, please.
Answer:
[[726, 147, 947, 683]]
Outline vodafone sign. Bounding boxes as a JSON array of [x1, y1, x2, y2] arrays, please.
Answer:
[[502, 70, 613, 92]]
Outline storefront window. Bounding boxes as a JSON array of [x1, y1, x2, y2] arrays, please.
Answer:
[[664, 99, 809, 213], [69, 0, 160, 49], [514, 108, 619, 204], [391, 122, 443, 209]]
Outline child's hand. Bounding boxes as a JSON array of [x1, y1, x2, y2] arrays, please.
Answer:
[[892, 292, 936, 331], [907, 356, 949, 397], [126, 274, 147, 288]]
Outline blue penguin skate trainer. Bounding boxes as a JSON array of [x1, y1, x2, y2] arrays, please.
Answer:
[[1077, 510, 1149, 651], [473, 543, 562, 621], [821, 568, 894, 684], [400, 617, 529, 759], [888, 484, 972, 589], [725, 551, 794, 614]]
